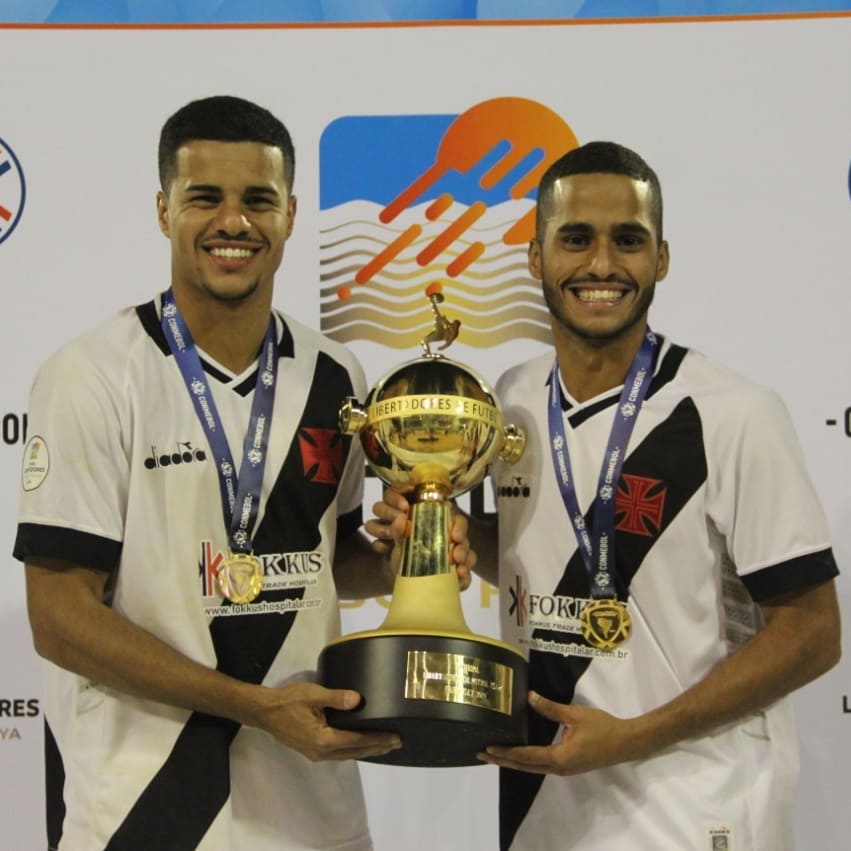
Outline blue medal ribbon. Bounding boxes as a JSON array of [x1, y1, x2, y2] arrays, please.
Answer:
[[160, 288, 279, 555], [547, 329, 659, 600]]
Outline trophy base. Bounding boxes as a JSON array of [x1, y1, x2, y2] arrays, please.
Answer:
[[318, 630, 527, 767]]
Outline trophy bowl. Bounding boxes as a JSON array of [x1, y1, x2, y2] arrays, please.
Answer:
[[318, 293, 527, 766]]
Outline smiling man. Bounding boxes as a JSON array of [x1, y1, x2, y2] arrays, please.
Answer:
[[12, 96, 479, 851], [373, 141, 842, 850], [475, 141, 842, 850]]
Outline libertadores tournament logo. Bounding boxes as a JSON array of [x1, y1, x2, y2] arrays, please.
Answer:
[[319, 98, 580, 349], [0, 136, 26, 246], [21, 435, 49, 491]]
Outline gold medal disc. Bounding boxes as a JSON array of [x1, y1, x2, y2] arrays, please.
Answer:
[[580, 599, 632, 650], [217, 553, 264, 604]]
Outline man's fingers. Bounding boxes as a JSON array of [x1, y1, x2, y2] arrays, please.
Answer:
[[316, 722, 403, 761], [478, 745, 555, 774]]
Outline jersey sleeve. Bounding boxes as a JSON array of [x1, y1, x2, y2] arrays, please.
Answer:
[[14, 343, 129, 572], [707, 385, 838, 600]]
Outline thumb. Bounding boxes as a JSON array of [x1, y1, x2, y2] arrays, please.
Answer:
[[528, 690, 569, 722], [323, 689, 363, 711]]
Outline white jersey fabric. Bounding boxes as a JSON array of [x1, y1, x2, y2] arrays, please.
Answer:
[[15, 296, 373, 851], [492, 338, 838, 851]]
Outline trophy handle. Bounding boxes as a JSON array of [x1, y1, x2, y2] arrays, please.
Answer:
[[499, 424, 526, 463], [339, 397, 368, 433]]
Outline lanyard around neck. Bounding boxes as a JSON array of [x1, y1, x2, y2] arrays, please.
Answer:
[[160, 289, 279, 555], [546, 329, 658, 599]]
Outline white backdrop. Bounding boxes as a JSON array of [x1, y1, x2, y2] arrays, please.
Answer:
[[1, 16, 849, 850]]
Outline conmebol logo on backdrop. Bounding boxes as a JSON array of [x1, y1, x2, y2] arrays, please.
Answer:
[[319, 98, 579, 348], [0, 136, 26, 246]]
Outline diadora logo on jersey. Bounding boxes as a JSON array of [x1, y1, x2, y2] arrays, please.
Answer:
[[615, 474, 667, 537], [198, 540, 324, 597], [299, 428, 343, 484], [497, 475, 531, 499], [0, 136, 26, 246], [318, 99, 580, 349], [144, 441, 207, 470]]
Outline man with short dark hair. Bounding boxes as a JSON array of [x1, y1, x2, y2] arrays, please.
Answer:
[[14, 95, 471, 851], [375, 140, 841, 850], [480, 140, 841, 850]]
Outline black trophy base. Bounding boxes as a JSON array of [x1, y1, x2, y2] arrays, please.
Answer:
[[317, 631, 527, 767]]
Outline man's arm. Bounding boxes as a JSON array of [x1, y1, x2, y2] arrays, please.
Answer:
[[466, 510, 499, 587], [332, 530, 396, 600], [481, 578, 841, 774], [26, 557, 401, 762]]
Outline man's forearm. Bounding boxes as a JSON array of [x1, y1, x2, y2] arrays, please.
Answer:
[[333, 530, 396, 600], [26, 560, 265, 727], [466, 510, 499, 586], [626, 579, 841, 759]]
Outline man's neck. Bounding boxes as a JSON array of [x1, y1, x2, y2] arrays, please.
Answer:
[[170, 287, 272, 375], [554, 322, 648, 404]]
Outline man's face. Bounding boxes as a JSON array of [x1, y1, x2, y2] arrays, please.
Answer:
[[157, 140, 295, 305], [530, 172, 669, 345]]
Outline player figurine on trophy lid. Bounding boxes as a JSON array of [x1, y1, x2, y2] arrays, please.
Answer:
[[318, 286, 528, 766]]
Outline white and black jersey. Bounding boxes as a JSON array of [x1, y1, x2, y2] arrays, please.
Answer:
[[15, 296, 373, 851], [491, 338, 838, 851]]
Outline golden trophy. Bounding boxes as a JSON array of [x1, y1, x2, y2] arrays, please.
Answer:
[[318, 290, 528, 766]]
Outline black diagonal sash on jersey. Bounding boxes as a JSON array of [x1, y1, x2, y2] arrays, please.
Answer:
[[105, 351, 355, 851], [500, 395, 708, 851]]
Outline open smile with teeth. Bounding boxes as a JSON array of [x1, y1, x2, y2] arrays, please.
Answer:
[[572, 288, 628, 303], [208, 246, 258, 259]]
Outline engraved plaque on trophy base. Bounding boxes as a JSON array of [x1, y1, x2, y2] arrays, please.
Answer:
[[318, 631, 527, 766]]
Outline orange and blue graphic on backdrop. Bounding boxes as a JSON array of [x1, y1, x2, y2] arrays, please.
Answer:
[[319, 98, 579, 348]]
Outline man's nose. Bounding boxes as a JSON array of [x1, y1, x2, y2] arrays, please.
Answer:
[[587, 240, 615, 278], [214, 200, 250, 236]]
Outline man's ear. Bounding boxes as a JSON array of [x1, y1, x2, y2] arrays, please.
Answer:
[[528, 239, 542, 280], [656, 240, 670, 282], [156, 191, 170, 238], [285, 195, 297, 239]]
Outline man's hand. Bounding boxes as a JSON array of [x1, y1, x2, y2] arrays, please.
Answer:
[[479, 691, 642, 775], [480, 580, 841, 776], [365, 489, 476, 590], [247, 682, 402, 762]]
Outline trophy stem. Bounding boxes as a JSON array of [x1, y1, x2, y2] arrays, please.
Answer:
[[399, 498, 452, 578]]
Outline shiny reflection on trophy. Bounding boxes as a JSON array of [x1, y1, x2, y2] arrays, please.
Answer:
[[318, 288, 528, 766]]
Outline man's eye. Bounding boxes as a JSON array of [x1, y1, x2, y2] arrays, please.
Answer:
[[618, 236, 643, 249], [246, 197, 275, 208], [563, 235, 589, 248], [190, 195, 218, 206]]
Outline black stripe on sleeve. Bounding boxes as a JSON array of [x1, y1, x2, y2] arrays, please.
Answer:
[[742, 548, 839, 602], [13, 523, 121, 573]]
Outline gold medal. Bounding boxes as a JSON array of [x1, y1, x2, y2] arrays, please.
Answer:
[[217, 552, 264, 604], [580, 598, 632, 650]]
